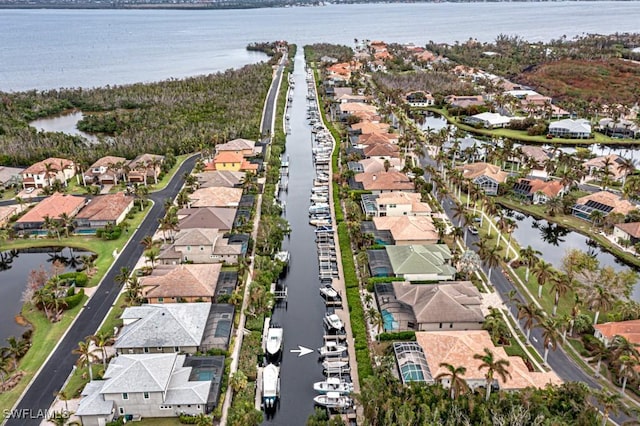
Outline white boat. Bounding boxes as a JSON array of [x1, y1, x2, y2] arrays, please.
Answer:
[[323, 313, 344, 331], [318, 341, 347, 358], [310, 194, 328, 203], [265, 326, 284, 360], [319, 285, 339, 300], [313, 378, 354, 395], [274, 251, 290, 265], [262, 364, 280, 410], [310, 218, 332, 227], [313, 392, 352, 410], [322, 359, 349, 370]]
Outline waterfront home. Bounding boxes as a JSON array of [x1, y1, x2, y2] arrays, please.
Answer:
[[457, 162, 509, 196], [189, 187, 243, 209], [599, 118, 640, 139], [372, 216, 438, 245], [409, 331, 561, 390], [83, 156, 128, 186], [613, 222, 640, 246], [326, 62, 357, 82], [0, 205, 19, 227], [115, 303, 233, 354], [348, 158, 403, 175], [548, 119, 592, 139], [360, 191, 431, 217], [14, 192, 86, 232], [445, 95, 485, 109], [405, 91, 435, 107], [358, 132, 400, 146], [204, 152, 258, 172], [512, 178, 565, 204], [594, 319, 640, 347], [572, 191, 637, 221], [74, 192, 134, 230], [352, 171, 414, 194], [350, 121, 390, 135], [362, 143, 400, 159], [215, 138, 257, 157], [177, 207, 236, 232], [375, 281, 484, 332], [414, 49, 436, 63], [76, 353, 224, 425], [511, 145, 552, 177], [141, 264, 221, 303], [21, 157, 75, 189], [338, 102, 378, 120], [0, 165, 24, 189], [582, 154, 631, 183], [463, 112, 513, 129], [367, 244, 455, 281], [157, 228, 242, 265], [195, 170, 245, 189], [127, 154, 165, 184], [335, 93, 369, 104]]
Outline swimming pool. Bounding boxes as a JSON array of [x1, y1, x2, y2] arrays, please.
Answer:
[[381, 309, 398, 331]]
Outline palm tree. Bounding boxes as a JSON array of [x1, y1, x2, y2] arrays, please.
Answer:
[[617, 355, 638, 394], [73, 339, 95, 381], [550, 272, 573, 316], [533, 259, 554, 299], [90, 331, 114, 370], [32, 287, 53, 320], [58, 212, 73, 238], [5, 336, 27, 370], [451, 202, 466, 227], [609, 335, 640, 363], [125, 275, 143, 306], [588, 338, 609, 378], [140, 235, 154, 250], [55, 389, 71, 412], [517, 301, 542, 342], [589, 210, 605, 230], [229, 370, 248, 393], [474, 348, 511, 401], [366, 307, 384, 334], [435, 363, 469, 400], [586, 284, 616, 325], [114, 266, 130, 288], [596, 390, 624, 426], [144, 247, 159, 268], [0, 353, 10, 387], [479, 246, 501, 283], [537, 317, 560, 363], [519, 245, 541, 283]]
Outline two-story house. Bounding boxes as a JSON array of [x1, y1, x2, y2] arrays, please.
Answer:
[[361, 191, 431, 217], [157, 228, 242, 265], [21, 157, 75, 189], [83, 156, 127, 186]]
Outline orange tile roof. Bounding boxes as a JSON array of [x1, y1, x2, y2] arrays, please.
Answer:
[[376, 191, 432, 213], [190, 187, 243, 208], [339, 103, 378, 114], [354, 171, 414, 191], [214, 151, 243, 164], [142, 264, 221, 299], [358, 158, 402, 174], [594, 320, 640, 344], [22, 157, 74, 175], [350, 121, 390, 134], [373, 216, 438, 242], [458, 162, 509, 183], [614, 222, 640, 239], [16, 193, 86, 223], [576, 191, 637, 215], [358, 133, 399, 146], [75, 192, 134, 222], [363, 143, 400, 158], [518, 179, 564, 198], [88, 156, 128, 169]]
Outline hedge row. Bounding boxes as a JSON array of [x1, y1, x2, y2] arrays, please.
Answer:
[[58, 271, 88, 287], [377, 331, 416, 342], [63, 289, 85, 309]]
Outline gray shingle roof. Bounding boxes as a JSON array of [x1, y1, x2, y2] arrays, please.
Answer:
[[76, 381, 114, 416], [101, 353, 178, 394], [115, 303, 211, 350]]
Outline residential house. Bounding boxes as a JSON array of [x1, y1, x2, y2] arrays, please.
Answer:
[[594, 319, 640, 347], [215, 138, 257, 157], [375, 281, 484, 332], [141, 264, 221, 303], [358, 132, 399, 146], [76, 353, 224, 425], [405, 91, 435, 107], [115, 303, 234, 354], [0, 166, 24, 189], [572, 191, 637, 221], [457, 162, 509, 196], [195, 170, 245, 188], [368, 244, 455, 281], [517, 145, 552, 177], [74, 192, 134, 230], [414, 49, 436, 63], [14, 193, 86, 232], [599, 118, 640, 139], [372, 216, 438, 245], [548, 119, 592, 139], [409, 331, 561, 390], [339, 102, 378, 119], [189, 187, 243, 209], [350, 121, 390, 135], [464, 112, 513, 129], [363, 143, 400, 159], [157, 228, 242, 265], [613, 222, 640, 246], [127, 154, 165, 184], [352, 171, 414, 194], [21, 157, 75, 189], [583, 154, 630, 182], [348, 158, 402, 175], [0, 205, 19, 227], [335, 93, 369, 104], [177, 207, 236, 232], [205, 152, 258, 172], [445, 95, 485, 109], [83, 156, 127, 186], [361, 191, 431, 217], [512, 178, 565, 204]]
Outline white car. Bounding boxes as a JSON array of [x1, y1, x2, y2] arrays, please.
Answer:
[[25, 187, 35, 194], [468, 225, 479, 235]]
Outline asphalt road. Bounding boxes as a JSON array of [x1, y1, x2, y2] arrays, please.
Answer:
[[5, 155, 198, 425], [424, 154, 634, 424]]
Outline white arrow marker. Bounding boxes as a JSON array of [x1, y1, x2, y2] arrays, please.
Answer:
[[290, 345, 314, 357]]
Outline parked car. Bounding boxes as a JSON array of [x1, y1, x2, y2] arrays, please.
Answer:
[[25, 187, 34, 194], [468, 225, 479, 235]]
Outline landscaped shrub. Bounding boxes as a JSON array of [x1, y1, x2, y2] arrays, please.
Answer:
[[58, 272, 88, 287], [377, 331, 416, 341], [63, 289, 85, 309], [178, 414, 198, 424]]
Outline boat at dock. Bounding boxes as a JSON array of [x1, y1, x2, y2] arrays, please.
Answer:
[[319, 284, 339, 300], [263, 317, 284, 362], [313, 378, 354, 395], [274, 250, 290, 266], [323, 313, 344, 332], [313, 392, 353, 410], [318, 341, 348, 358], [262, 363, 280, 410]]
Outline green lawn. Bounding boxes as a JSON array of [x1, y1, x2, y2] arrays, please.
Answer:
[[97, 292, 128, 337], [64, 364, 105, 399], [146, 154, 191, 193], [134, 418, 183, 426]]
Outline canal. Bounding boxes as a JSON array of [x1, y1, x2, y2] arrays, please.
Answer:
[[0, 246, 92, 344], [264, 50, 327, 425]]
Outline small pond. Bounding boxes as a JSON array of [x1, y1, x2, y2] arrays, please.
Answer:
[[0, 246, 92, 343], [503, 209, 640, 301], [30, 111, 99, 143]]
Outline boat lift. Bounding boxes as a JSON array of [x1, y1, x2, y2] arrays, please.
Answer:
[[270, 282, 288, 308]]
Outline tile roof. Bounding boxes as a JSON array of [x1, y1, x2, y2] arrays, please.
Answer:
[[339, 103, 378, 114], [358, 132, 399, 146], [190, 187, 243, 208], [115, 303, 211, 349], [16, 193, 86, 223], [358, 158, 403, 174], [142, 264, 221, 299], [392, 281, 484, 324], [75, 192, 134, 222], [76, 381, 114, 416], [458, 162, 509, 184], [101, 353, 177, 394], [354, 171, 414, 191], [213, 151, 244, 164], [594, 319, 640, 343], [129, 153, 164, 168], [0, 205, 19, 222], [614, 222, 640, 239], [363, 143, 400, 158], [22, 157, 74, 175], [173, 228, 220, 246], [0, 166, 24, 183], [196, 170, 245, 188], [416, 330, 562, 390], [519, 145, 551, 165], [178, 207, 236, 231], [374, 216, 438, 243], [376, 191, 432, 213], [87, 156, 128, 170], [385, 244, 456, 276], [516, 179, 564, 198], [583, 154, 629, 179], [216, 138, 255, 151], [350, 121, 390, 134], [576, 191, 637, 215]]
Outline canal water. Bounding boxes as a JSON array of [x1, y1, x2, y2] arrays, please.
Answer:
[[264, 51, 327, 424], [503, 210, 640, 301], [0, 246, 92, 344], [30, 111, 99, 143]]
